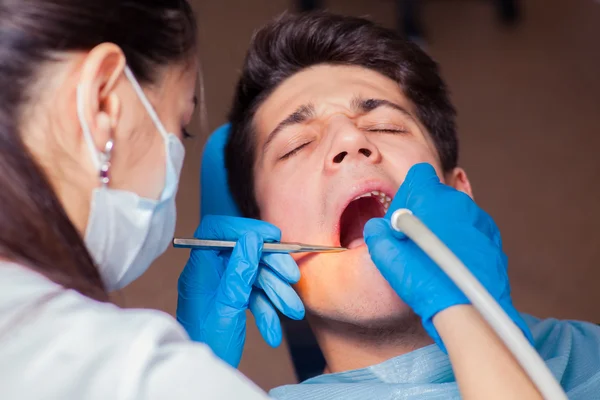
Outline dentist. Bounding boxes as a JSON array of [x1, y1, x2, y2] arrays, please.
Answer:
[[0, 1, 268, 398]]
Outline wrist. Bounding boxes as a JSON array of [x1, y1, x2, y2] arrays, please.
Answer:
[[417, 298, 470, 352], [431, 305, 478, 352], [427, 301, 533, 352]]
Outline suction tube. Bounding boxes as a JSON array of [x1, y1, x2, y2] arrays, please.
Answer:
[[390, 209, 567, 400]]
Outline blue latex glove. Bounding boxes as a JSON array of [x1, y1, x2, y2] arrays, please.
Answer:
[[177, 215, 305, 367], [364, 163, 533, 350]]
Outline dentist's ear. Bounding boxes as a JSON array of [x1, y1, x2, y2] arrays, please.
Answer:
[[445, 167, 474, 199], [77, 43, 126, 151]]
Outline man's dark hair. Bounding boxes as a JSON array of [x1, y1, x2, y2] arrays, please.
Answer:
[[226, 12, 457, 218]]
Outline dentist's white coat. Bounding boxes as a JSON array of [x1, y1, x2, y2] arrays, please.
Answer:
[[0, 262, 269, 400]]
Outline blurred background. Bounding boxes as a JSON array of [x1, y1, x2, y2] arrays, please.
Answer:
[[112, 0, 600, 391]]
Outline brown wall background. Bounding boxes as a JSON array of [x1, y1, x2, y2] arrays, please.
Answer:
[[114, 0, 600, 391]]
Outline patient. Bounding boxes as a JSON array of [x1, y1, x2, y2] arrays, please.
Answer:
[[220, 12, 600, 399]]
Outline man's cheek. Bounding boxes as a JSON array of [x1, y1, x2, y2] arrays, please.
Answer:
[[280, 219, 314, 242], [262, 201, 314, 237], [386, 148, 441, 180]]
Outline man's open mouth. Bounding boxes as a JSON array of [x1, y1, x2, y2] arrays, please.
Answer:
[[339, 191, 392, 249]]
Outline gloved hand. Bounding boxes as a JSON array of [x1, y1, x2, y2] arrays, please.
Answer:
[[364, 163, 533, 350], [177, 215, 305, 367]]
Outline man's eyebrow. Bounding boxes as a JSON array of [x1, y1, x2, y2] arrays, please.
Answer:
[[351, 96, 413, 118], [262, 103, 316, 153]]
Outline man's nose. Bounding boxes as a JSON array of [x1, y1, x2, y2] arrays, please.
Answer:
[[324, 117, 381, 171]]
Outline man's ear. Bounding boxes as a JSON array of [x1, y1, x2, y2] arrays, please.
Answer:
[[77, 43, 126, 151], [444, 167, 474, 199]]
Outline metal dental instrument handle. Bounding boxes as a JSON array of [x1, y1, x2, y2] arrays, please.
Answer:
[[173, 238, 347, 254], [390, 208, 567, 400]]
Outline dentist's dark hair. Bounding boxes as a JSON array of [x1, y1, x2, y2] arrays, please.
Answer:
[[0, 0, 197, 301], [226, 12, 457, 218]]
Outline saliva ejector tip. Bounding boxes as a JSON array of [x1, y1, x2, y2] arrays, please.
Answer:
[[390, 208, 413, 232]]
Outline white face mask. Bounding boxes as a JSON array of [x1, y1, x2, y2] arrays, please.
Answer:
[[76, 66, 186, 291]]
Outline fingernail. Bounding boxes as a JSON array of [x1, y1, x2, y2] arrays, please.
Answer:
[[268, 324, 282, 347], [282, 256, 301, 283], [283, 295, 305, 320]]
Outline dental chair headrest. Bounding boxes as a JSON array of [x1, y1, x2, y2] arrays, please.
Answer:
[[200, 123, 242, 218]]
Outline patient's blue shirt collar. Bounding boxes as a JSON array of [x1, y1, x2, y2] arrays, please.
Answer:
[[270, 314, 600, 399]]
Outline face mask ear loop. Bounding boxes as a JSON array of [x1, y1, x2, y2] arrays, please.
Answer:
[[123, 66, 170, 140], [77, 85, 116, 187], [76, 85, 102, 171]]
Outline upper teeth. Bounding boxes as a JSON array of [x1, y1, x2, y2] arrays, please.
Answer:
[[353, 191, 393, 212]]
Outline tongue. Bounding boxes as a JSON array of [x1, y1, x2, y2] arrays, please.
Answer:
[[339, 197, 384, 249]]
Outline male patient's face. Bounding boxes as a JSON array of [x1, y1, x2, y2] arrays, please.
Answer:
[[253, 65, 470, 328]]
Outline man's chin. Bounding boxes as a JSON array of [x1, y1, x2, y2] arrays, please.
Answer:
[[295, 242, 422, 331], [307, 307, 424, 338]]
